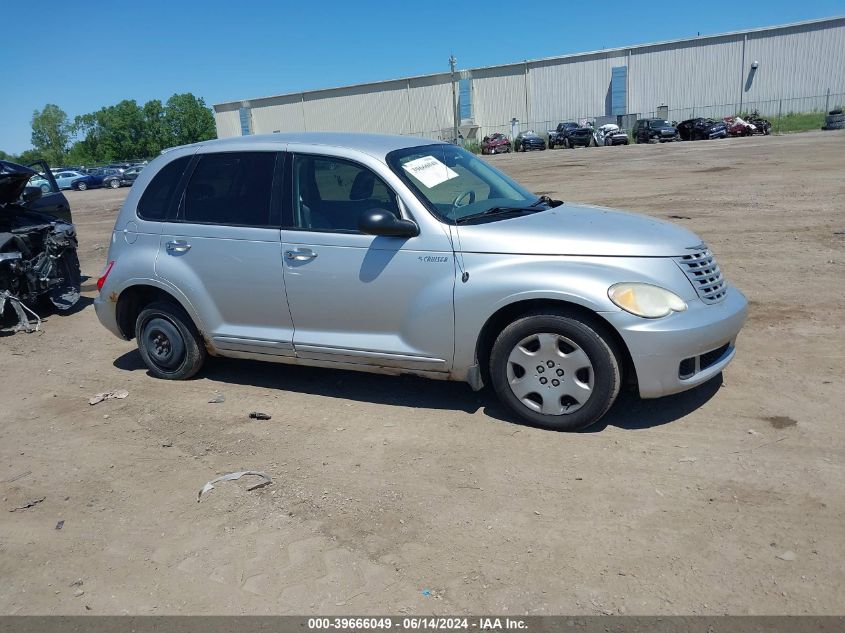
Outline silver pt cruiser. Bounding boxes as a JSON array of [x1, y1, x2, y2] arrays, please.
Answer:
[[95, 133, 747, 431]]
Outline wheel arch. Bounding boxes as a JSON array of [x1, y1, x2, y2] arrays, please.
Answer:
[[474, 298, 638, 389], [115, 283, 203, 343]]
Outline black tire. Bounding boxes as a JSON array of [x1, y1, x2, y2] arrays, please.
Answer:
[[76, 181, 87, 191], [489, 312, 621, 431], [564, 138, 571, 149], [136, 300, 206, 380], [109, 179, 120, 189]]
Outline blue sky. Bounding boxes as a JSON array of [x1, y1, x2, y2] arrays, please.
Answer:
[[2, 0, 842, 153]]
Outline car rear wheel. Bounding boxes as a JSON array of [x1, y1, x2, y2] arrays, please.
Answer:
[[109, 179, 120, 189], [489, 313, 621, 431], [136, 301, 206, 380], [76, 181, 87, 191]]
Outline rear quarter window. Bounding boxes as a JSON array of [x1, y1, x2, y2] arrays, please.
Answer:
[[137, 156, 191, 221]]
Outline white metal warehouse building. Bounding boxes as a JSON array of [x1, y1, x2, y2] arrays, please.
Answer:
[[213, 16, 845, 142]]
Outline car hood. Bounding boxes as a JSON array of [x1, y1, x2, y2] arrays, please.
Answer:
[[0, 160, 37, 207], [455, 203, 703, 257]]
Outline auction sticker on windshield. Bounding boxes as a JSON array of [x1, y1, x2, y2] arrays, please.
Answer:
[[402, 155, 458, 188]]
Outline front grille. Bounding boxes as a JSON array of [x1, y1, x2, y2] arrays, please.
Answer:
[[675, 248, 727, 304], [701, 342, 730, 369]]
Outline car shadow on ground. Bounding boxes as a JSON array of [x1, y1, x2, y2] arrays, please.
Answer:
[[585, 374, 723, 431], [113, 350, 723, 431]]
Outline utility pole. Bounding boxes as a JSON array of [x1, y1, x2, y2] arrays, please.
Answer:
[[450, 54, 459, 145]]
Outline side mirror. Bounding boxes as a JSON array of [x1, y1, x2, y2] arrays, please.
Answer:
[[22, 186, 43, 203], [358, 209, 419, 238]]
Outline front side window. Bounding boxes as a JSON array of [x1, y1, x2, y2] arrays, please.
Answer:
[[649, 120, 671, 128], [387, 143, 536, 224], [292, 155, 398, 232], [182, 152, 276, 227], [137, 155, 191, 221]]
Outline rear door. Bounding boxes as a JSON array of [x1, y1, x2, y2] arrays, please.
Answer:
[[155, 150, 295, 356]]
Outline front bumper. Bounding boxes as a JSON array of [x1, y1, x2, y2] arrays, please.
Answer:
[[601, 286, 748, 398]]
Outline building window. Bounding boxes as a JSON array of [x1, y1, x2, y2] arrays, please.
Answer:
[[239, 106, 252, 136], [611, 66, 627, 116], [459, 77, 472, 121]]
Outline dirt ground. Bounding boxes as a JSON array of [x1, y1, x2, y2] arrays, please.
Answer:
[[1, 131, 843, 616]]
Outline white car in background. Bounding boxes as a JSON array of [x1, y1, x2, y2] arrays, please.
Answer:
[[52, 170, 86, 190]]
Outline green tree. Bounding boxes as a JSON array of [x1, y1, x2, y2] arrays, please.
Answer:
[[71, 100, 147, 162], [141, 99, 173, 156], [0, 150, 19, 162], [31, 104, 71, 165], [164, 93, 216, 147], [16, 149, 45, 165]]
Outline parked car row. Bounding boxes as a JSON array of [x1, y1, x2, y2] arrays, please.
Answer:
[[488, 122, 632, 153], [482, 110, 773, 155], [26, 164, 145, 192]]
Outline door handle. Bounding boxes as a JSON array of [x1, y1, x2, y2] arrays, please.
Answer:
[[166, 240, 191, 254], [285, 248, 317, 261]]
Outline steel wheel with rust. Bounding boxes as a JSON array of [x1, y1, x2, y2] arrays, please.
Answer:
[[136, 301, 206, 380]]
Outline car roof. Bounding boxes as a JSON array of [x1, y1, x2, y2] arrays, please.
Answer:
[[173, 132, 448, 160]]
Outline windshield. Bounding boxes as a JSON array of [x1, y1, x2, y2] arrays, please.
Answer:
[[649, 120, 671, 128], [387, 143, 537, 223]]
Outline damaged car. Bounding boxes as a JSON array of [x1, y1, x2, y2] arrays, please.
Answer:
[[594, 123, 630, 146], [676, 118, 728, 141], [0, 160, 81, 332]]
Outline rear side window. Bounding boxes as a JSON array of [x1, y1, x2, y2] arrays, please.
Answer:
[[137, 156, 191, 221], [182, 152, 276, 227]]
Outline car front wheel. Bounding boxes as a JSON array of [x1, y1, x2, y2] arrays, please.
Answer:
[[136, 301, 206, 380], [77, 181, 87, 191], [109, 179, 120, 189], [489, 313, 621, 431]]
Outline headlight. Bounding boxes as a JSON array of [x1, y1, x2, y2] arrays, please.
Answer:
[[608, 283, 687, 318]]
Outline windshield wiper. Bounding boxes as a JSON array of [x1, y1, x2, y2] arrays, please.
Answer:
[[455, 206, 540, 224], [531, 195, 563, 208]]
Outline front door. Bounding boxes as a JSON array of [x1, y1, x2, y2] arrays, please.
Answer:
[[281, 153, 455, 372], [155, 150, 295, 357]]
